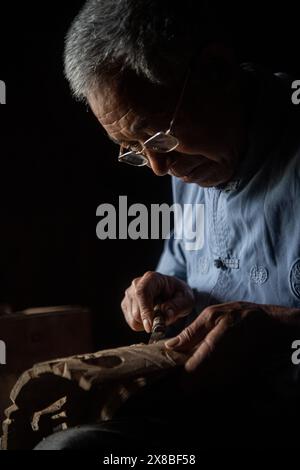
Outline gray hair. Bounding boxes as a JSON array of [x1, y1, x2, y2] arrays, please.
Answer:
[[64, 0, 226, 101]]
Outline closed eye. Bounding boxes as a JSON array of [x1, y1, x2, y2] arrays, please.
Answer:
[[112, 139, 143, 153], [122, 141, 143, 153], [106, 134, 142, 152]]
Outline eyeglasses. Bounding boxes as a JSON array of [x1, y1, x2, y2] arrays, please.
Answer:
[[118, 70, 190, 167]]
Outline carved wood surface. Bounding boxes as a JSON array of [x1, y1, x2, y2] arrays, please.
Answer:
[[1, 341, 187, 450]]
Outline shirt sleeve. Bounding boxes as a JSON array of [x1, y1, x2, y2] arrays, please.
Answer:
[[156, 231, 187, 281]]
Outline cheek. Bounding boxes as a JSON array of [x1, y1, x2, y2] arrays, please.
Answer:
[[175, 112, 230, 152], [178, 129, 223, 152], [172, 148, 235, 173], [176, 132, 236, 164], [170, 154, 208, 172]]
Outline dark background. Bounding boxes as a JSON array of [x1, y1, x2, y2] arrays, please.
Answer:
[[0, 1, 299, 349]]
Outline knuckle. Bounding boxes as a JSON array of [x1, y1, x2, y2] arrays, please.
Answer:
[[131, 308, 141, 322], [181, 327, 194, 343], [140, 311, 150, 322], [225, 310, 242, 326], [143, 270, 157, 282], [144, 270, 155, 277], [132, 277, 141, 289], [202, 306, 215, 321], [202, 306, 223, 325], [125, 288, 131, 298], [135, 283, 145, 297]]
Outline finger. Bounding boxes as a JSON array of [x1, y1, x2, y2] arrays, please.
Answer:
[[130, 297, 144, 331], [165, 314, 211, 351], [160, 290, 194, 324], [185, 317, 228, 372], [123, 309, 144, 331], [122, 292, 143, 331], [134, 272, 163, 332], [121, 296, 128, 317]]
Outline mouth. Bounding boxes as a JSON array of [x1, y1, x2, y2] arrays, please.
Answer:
[[169, 163, 207, 181], [168, 154, 210, 180], [183, 167, 201, 179]]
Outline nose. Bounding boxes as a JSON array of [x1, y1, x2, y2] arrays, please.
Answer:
[[146, 150, 175, 176]]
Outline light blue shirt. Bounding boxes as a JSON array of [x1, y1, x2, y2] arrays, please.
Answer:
[[157, 65, 300, 326]]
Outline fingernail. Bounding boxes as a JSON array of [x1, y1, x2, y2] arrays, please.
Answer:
[[143, 319, 151, 333], [166, 308, 174, 318], [165, 337, 181, 349]]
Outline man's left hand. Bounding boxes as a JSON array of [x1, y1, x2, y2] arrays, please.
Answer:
[[165, 301, 281, 375]]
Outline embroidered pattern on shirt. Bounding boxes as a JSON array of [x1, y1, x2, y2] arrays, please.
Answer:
[[199, 257, 210, 274], [221, 180, 241, 192], [289, 258, 300, 300], [250, 265, 269, 285]]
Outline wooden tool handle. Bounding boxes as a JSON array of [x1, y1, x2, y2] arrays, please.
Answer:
[[149, 306, 166, 343]]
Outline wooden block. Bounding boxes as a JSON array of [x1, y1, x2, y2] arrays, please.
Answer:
[[0, 305, 93, 423], [1, 342, 187, 450]]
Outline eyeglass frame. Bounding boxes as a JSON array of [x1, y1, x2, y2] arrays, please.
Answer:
[[117, 69, 191, 167]]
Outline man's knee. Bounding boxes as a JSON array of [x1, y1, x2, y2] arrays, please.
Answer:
[[34, 421, 155, 450], [34, 424, 127, 450]]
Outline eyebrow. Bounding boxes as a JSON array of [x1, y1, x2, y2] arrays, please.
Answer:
[[104, 117, 151, 146], [131, 118, 149, 133]]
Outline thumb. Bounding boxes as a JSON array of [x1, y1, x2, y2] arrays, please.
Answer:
[[160, 291, 194, 324]]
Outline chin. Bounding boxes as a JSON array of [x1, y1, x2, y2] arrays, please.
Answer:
[[181, 169, 235, 187], [181, 178, 220, 187]]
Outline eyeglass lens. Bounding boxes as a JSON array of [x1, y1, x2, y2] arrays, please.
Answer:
[[119, 131, 179, 166], [143, 132, 179, 153], [119, 152, 148, 166]]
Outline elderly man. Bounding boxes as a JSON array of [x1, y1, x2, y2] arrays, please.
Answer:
[[36, 0, 300, 449]]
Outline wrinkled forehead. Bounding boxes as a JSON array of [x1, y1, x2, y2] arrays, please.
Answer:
[[87, 77, 176, 140], [88, 86, 134, 128]]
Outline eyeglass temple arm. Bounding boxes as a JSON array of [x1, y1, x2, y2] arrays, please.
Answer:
[[118, 144, 124, 157], [168, 68, 191, 134]]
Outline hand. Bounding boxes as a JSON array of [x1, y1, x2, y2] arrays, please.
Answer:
[[165, 301, 277, 378], [121, 271, 195, 333]]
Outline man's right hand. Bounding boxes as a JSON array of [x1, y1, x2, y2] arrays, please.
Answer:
[[121, 271, 195, 333]]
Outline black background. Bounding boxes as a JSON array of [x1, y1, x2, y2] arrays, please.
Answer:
[[0, 1, 299, 349]]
